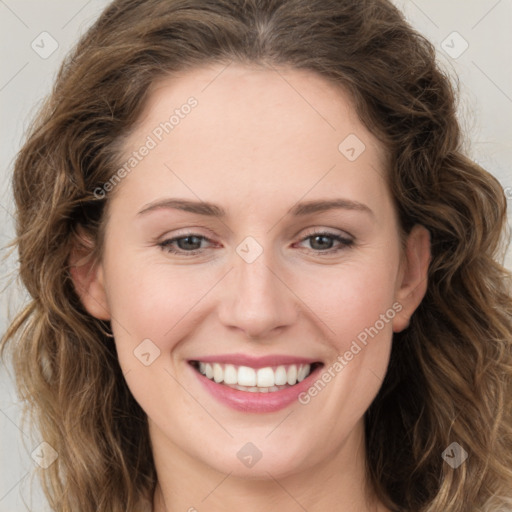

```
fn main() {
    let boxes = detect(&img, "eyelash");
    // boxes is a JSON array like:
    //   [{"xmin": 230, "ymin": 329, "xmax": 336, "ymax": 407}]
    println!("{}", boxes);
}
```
[{"xmin": 157, "ymin": 231, "xmax": 354, "ymax": 256}]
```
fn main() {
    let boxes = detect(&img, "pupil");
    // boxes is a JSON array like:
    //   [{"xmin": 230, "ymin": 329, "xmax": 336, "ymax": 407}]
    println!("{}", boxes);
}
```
[
  {"xmin": 178, "ymin": 236, "xmax": 201, "ymax": 250},
  {"xmin": 311, "ymin": 235, "xmax": 333, "ymax": 250}
]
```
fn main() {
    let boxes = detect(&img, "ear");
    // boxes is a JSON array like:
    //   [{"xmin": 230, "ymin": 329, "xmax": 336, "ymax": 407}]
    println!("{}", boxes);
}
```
[
  {"xmin": 68, "ymin": 229, "xmax": 111, "ymax": 321},
  {"xmin": 392, "ymin": 224, "xmax": 431, "ymax": 333}
]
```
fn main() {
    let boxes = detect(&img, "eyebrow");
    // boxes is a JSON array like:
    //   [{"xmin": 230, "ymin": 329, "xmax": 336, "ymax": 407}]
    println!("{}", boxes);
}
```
[{"xmin": 137, "ymin": 198, "xmax": 374, "ymax": 218}]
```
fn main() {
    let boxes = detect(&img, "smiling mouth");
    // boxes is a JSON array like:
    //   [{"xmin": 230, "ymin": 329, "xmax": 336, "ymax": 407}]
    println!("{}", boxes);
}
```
[{"xmin": 190, "ymin": 361, "xmax": 323, "ymax": 393}]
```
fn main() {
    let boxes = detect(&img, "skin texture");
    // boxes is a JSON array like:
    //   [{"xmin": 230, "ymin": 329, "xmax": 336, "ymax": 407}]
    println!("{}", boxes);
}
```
[{"xmin": 72, "ymin": 63, "xmax": 431, "ymax": 512}]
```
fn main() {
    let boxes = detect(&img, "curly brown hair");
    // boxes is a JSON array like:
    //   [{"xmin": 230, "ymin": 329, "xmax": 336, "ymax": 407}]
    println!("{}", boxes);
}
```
[{"xmin": 2, "ymin": 0, "xmax": 512, "ymax": 511}]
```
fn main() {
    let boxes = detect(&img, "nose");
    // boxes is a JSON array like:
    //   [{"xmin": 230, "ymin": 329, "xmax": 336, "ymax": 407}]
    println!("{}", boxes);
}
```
[{"xmin": 216, "ymin": 250, "xmax": 299, "ymax": 340}]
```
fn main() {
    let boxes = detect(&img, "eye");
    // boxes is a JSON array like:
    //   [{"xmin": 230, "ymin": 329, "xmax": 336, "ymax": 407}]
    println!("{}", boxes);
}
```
[
  {"xmin": 296, "ymin": 231, "xmax": 354, "ymax": 254},
  {"xmin": 158, "ymin": 234, "xmax": 215, "ymax": 255},
  {"xmin": 157, "ymin": 230, "xmax": 354, "ymax": 257}
]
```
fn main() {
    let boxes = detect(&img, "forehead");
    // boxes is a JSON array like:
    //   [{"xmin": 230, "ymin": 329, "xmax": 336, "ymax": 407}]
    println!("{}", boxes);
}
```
[
  {"xmin": 142, "ymin": 63, "xmax": 381, "ymax": 144},
  {"xmin": 134, "ymin": 63, "xmax": 385, "ymax": 151},
  {"xmin": 113, "ymin": 63, "xmax": 389, "ymax": 214}
]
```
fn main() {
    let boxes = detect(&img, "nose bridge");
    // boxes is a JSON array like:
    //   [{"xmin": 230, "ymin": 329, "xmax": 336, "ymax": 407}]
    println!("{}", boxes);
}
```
[{"xmin": 217, "ymin": 241, "xmax": 297, "ymax": 339}]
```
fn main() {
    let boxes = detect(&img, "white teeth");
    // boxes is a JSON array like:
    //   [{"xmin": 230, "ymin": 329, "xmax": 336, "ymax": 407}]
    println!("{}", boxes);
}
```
[
  {"xmin": 233, "ymin": 384, "xmax": 286, "ymax": 392},
  {"xmin": 297, "ymin": 365, "xmax": 308, "ymax": 382},
  {"xmin": 213, "ymin": 363, "xmax": 223, "ymax": 383},
  {"xmin": 256, "ymin": 367, "xmax": 275, "ymax": 387},
  {"xmin": 195, "ymin": 362, "xmax": 313, "ymax": 391},
  {"xmin": 274, "ymin": 365, "xmax": 288, "ymax": 385},
  {"xmin": 224, "ymin": 364, "xmax": 238, "ymax": 384},
  {"xmin": 287, "ymin": 365, "xmax": 298, "ymax": 386},
  {"xmin": 238, "ymin": 366, "xmax": 257, "ymax": 386}
]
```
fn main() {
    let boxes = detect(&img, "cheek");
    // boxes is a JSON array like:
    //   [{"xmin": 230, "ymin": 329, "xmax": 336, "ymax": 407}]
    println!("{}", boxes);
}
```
[
  {"xmin": 294, "ymin": 265, "xmax": 398, "ymax": 436},
  {"xmin": 292, "ymin": 256, "xmax": 400, "ymax": 352},
  {"xmin": 104, "ymin": 258, "xmax": 214, "ymax": 421},
  {"xmin": 104, "ymin": 253, "xmax": 219, "ymax": 362}
]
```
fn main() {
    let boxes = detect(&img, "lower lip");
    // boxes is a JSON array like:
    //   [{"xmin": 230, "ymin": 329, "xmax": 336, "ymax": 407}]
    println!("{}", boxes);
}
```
[{"xmin": 191, "ymin": 364, "xmax": 323, "ymax": 413}]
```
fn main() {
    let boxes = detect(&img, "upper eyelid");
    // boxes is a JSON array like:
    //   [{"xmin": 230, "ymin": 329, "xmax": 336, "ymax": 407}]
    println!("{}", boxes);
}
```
[
  {"xmin": 159, "ymin": 225, "xmax": 353, "ymax": 240},
  {"xmin": 299, "ymin": 227, "xmax": 353, "ymax": 239},
  {"xmin": 159, "ymin": 229, "xmax": 351, "ymax": 243}
]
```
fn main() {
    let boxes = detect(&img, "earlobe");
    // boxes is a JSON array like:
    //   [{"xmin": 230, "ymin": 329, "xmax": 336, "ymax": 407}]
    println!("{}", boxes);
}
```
[
  {"xmin": 68, "ymin": 232, "xmax": 111, "ymax": 321},
  {"xmin": 392, "ymin": 224, "xmax": 431, "ymax": 333}
]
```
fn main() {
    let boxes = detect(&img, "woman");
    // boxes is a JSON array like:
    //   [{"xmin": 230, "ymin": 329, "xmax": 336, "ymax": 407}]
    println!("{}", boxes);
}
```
[{"xmin": 2, "ymin": 0, "xmax": 512, "ymax": 511}]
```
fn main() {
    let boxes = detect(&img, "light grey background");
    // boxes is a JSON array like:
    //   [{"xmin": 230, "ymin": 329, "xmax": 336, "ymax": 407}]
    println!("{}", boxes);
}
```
[{"xmin": 1, "ymin": 1, "xmax": 511, "ymax": 510}]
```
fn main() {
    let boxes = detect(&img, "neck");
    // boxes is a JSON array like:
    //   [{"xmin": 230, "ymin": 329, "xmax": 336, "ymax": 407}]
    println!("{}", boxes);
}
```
[{"xmin": 150, "ymin": 419, "xmax": 390, "ymax": 512}]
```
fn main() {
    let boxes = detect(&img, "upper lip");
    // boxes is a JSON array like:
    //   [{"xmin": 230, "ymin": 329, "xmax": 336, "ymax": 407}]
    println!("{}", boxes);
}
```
[{"xmin": 189, "ymin": 353, "xmax": 322, "ymax": 369}]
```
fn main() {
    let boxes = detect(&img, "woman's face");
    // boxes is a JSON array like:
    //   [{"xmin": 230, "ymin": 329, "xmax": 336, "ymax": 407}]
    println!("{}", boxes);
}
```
[{"xmin": 75, "ymin": 63, "xmax": 430, "ymax": 480}]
